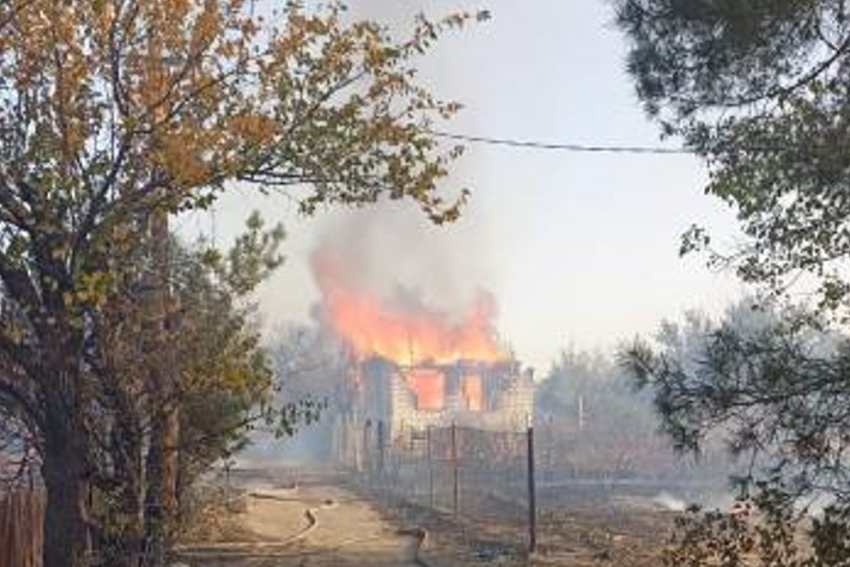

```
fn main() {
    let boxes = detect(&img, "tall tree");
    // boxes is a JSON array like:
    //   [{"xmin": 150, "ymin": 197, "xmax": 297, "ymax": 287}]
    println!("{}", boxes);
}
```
[
  {"xmin": 83, "ymin": 213, "xmax": 289, "ymax": 566},
  {"xmin": 621, "ymin": 300, "xmax": 850, "ymax": 565},
  {"xmin": 0, "ymin": 1, "xmax": 479, "ymax": 566},
  {"xmin": 616, "ymin": 0, "xmax": 850, "ymax": 311},
  {"xmin": 615, "ymin": 3, "xmax": 850, "ymax": 563}
]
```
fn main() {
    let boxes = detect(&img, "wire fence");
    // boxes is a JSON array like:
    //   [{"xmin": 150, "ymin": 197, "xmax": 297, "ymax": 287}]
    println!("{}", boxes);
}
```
[
  {"xmin": 348, "ymin": 418, "xmax": 729, "ymax": 559},
  {"xmin": 0, "ymin": 487, "xmax": 44, "ymax": 567},
  {"xmin": 353, "ymin": 422, "xmax": 536, "ymax": 553}
]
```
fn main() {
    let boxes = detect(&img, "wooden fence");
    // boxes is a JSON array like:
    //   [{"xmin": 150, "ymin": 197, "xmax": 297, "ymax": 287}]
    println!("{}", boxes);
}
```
[{"xmin": 0, "ymin": 488, "xmax": 44, "ymax": 567}]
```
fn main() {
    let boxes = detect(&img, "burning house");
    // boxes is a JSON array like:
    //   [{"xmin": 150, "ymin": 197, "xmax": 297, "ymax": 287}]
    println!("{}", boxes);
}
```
[
  {"xmin": 312, "ymin": 249, "xmax": 535, "ymax": 461},
  {"xmin": 352, "ymin": 357, "xmax": 535, "ymax": 443}
]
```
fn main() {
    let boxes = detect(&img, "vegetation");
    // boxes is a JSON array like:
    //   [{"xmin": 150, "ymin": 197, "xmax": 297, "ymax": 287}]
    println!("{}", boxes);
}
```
[
  {"xmin": 616, "ymin": 2, "xmax": 850, "ymax": 564},
  {"xmin": 249, "ymin": 322, "xmax": 351, "ymax": 462},
  {"xmin": 0, "ymin": 1, "xmax": 478, "ymax": 566},
  {"xmin": 536, "ymin": 348, "xmax": 662, "ymax": 477},
  {"xmin": 536, "ymin": 345, "xmax": 729, "ymax": 480},
  {"xmin": 615, "ymin": 0, "xmax": 850, "ymax": 312},
  {"xmin": 87, "ymin": 215, "xmax": 288, "ymax": 566}
]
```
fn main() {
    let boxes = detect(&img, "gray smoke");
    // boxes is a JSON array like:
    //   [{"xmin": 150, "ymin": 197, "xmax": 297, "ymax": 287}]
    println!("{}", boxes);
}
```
[
  {"xmin": 310, "ymin": 0, "xmax": 494, "ymax": 315},
  {"xmin": 312, "ymin": 201, "xmax": 496, "ymax": 320}
]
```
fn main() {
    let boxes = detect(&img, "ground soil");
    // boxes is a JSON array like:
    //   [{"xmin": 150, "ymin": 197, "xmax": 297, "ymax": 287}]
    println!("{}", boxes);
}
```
[
  {"xmin": 175, "ymin": 468, "xmax": 675, "ymax": 567},
  {"xmin": 175, "ymin": 470, "xmax": 427, "ymax": 567},
  {"xmin": 355, "ymin": 481, "xmax": 674, "ymax": 566}
]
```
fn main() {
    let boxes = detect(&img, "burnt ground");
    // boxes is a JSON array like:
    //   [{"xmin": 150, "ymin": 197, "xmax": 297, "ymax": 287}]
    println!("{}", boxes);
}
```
[
  {"xmin": 178, "ymin": 468, "xmax": 677, "ymax": 567},
  {"xmin": 353, "ymin": 483, "xmax": 675, "ymax": 567}
]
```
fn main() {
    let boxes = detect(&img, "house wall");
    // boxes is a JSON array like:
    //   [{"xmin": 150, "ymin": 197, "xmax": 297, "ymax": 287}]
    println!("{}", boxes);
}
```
[
  {"xmin": 388, "ymin": 367, "xmax": 535, "ymax": 441},
  {"xmin": 335, "ymin": 360, "xmax": 535, "ymax": 468}
]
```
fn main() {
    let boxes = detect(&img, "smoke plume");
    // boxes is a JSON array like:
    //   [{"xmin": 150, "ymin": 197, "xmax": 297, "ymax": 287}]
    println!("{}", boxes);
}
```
[{"xmin": 310, "ymin": 204, "xmax": 504, "ymax": 364}]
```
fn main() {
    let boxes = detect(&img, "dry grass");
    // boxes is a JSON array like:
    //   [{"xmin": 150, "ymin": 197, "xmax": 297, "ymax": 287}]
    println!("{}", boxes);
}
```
[{"xmin": 354, "ymin": 482, "xmax": 675, "ymax": 567}]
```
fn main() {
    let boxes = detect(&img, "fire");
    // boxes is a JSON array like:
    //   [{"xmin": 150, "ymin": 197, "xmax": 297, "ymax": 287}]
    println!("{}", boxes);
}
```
[
  {"xmin": 312, "ymin": 250, "xmax": 507, "ymax": 365},
  {"xmin": 461, "ymin": 375, "xmax": 484, "ymax": 411},
  {"xmin": 405, "ymin": 368, "xmax": 446, "ymax": 411}
]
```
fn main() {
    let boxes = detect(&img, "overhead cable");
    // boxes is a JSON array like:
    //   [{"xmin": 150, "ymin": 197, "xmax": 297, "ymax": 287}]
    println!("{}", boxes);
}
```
[{"xmin": 427, "ymin": 129, "xmax": 695, "ymax": 155}]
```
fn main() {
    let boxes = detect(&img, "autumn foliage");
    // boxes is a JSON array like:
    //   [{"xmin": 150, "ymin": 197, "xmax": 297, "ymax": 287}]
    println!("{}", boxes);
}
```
[{"xmin": 0, "ymin": 1, "xmax": 477, "ymax": 566}]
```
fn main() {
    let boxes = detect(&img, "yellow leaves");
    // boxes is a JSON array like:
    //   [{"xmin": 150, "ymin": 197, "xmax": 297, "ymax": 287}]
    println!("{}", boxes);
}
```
[
  {"xmin": 229, "ymin": 114, "xmax": 278, "ymax": 146},
  {"xmin": 0, "ymin": 2, "xmax": 478, "ymax": 510},
  {"xmin": 65, "ymin": 270, "xmax": 116, "ymax": 308},
  {"xmin": 182, "ymin": 364, "xmax": 253, "ymax": 396},
  {"xmin": 239, "ymin": 17, "xmax": 259, "ymax": 39},
  {"xmin": 92, "ymin": 0, "xmax": 115, "ymax": 36},
  {"xmin": 216, "ymin": 39, "xmax": 239, "ymax": 59},
  {"xmin": 1, "ymin": 0, "xmax": 474, "ymax": 234},
  {"xmin": 166, "ymin": 0, "xmax": 192, "ymax": 19},
  {"xmin": 191, "ymin": 0, "xmax": 224, "ymax": 50},
  {"xmin": 154, "ymin": 127, "xmax": 214, "ymax": 188}
]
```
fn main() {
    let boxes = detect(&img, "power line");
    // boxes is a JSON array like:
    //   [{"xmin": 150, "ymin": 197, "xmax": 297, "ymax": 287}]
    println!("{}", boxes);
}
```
[{"xmin": 427, "ymin": 129, "xmax": 695, "ymax": 155}]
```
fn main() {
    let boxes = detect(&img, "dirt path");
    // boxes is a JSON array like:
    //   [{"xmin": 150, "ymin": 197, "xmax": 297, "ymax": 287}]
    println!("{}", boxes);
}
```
[{"xmin": 176, "ymin": 483, "xmax": 426, "ymax": 567}]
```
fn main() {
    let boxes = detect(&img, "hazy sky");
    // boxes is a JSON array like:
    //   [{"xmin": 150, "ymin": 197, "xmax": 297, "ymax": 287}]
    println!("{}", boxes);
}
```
[{"xmin": 179, "ymin": 1, "xmax": 746, "ymax": 373}]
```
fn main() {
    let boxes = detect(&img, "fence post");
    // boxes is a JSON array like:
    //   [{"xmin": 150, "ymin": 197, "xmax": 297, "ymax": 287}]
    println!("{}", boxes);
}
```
[
  {"xmin": 224, "ymin": 458, "xmax": 232, "ymax": 508},
  {"xmin": 426, "ymin": 425, "xmax": 434, "ymax": 508},
  {"xmin": 377, "ymin": 419, "xmax": 385, "ymax": 476},
  {"xmin": 546, "ymin": 416, "xmax": 554, "ymax": 482},
  {"xmin": 451, "ymin": 421, "xmax": 459, "ymax": 517},
  {"xmin": 363, "ymin": 419, "xmax": 372, "ymax": 476},
  {"xmin": 578, "ymin": 395, "xmax": 585, "ymax": 431},
  {"xmin": 527, "ymin": 422, "xmax": 537, "ymax": 555}
]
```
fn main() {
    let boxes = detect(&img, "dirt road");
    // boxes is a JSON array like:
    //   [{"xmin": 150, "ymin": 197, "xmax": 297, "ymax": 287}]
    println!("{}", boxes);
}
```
[
  {"xmin": 176, "ymin": 481, "xmax": 426, "ymax": 567},
  {"xmin": 175, "ymin": 469, "xmax": 675, "ymax": 567}
]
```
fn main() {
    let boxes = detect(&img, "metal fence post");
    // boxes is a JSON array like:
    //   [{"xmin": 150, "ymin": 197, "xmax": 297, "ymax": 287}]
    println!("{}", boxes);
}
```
[
  {"xmin": 427, "ymin": 425, "xmax": 434, "ymax": 508},
  {"xmin": 377, "ymin": 419, "xmax": 385, "ymax": 476},
  {"xmin": 451, "ymin": 421, "xmax": 459, "ymax": 517},
  {"xmin": 224, "ymin": 458, "xmax": 231, "ymax": 508},
  {"xmin": 527, "ymin": 422, "xmax": 537, "ymax": 555},
  {"xmin": 363, "ymin": 419, "xmax": 372, "ymax": 476}
]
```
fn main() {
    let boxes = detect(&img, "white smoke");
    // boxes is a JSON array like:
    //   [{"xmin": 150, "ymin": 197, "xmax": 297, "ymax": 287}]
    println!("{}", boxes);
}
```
[{"xmin": 652, "ymin": 491, "xmax": 687, "ymax": 512}]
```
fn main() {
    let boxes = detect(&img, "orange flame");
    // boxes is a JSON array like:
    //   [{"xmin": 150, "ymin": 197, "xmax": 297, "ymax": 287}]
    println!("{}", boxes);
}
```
[
  {"xmin": 312, "ymin": 250, "xmax": 507, "ymax": 365},
  {"xmin": 405, "ymin": 368, "xmax": 446, "ymax": 411},
  {"xmin": 461, "ymin": 375, "xmax": 484, "ymax": 411}
]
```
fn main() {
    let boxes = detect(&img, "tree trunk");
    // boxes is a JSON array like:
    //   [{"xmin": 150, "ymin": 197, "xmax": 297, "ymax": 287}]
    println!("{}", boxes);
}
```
[
  {"xmin": 110, "ymin": 468, "xmax": 145, "ymax": 567},
  {"xmin": 42, "ymin": 408, "xmax": 92, "ymax": 567},
  {"xmin": 143, "ymin": 395, "xmax": 180, "ymax": 567},
  {"xmin": 108, "ymin": 400, "xmax": 145, "ymax": 567},
  {"xmin": 142, "ymin": 208, "xmax": 181, "ymax": 567}
]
